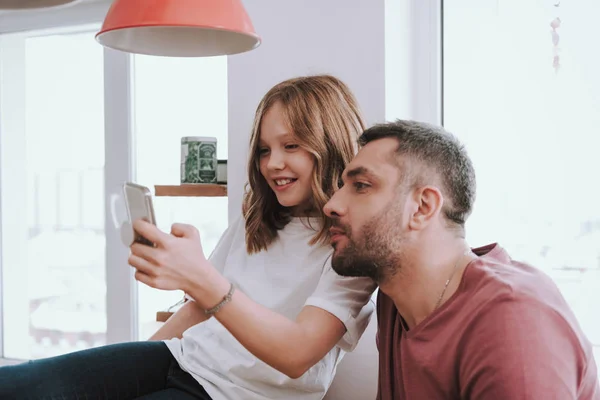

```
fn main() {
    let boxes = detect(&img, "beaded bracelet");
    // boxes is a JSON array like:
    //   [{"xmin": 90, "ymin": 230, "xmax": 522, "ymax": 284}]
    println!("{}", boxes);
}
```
[{"xmin": 205, "ymin": 282, "xmax": 235, "ymax": 315}]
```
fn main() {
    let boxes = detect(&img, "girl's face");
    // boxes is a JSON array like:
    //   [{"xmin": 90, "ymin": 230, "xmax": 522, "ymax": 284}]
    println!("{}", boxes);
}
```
[{"xmin": 258, "ymin": 101, "xmax": 315, "ymax": 215}]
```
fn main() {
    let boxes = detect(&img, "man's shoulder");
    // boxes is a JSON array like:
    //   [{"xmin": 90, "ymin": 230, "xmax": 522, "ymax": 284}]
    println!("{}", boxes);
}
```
[
  {"xmin": 445, "ymin": 244, "xmax": 589, "ymax": 342},
  {"xmin": 466, "ymin": 244, "xmax": 564, "ymax": 306},
  {"xmin": 458, "ymin": 290, "xmax": 595, "ymax": 381},
  {"xmin": 462, "ymin": 246, "xmax": 590, "ymax": 349}
]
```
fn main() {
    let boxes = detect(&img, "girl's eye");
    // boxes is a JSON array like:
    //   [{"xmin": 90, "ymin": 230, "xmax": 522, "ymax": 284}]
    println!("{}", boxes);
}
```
[
  {"xmin": 285, "ymin": 144, "xmax": 299, "ymax": 150},
  {"xmin": 258, "ymin": 148, "xmax": 269, "ymax": 156}
]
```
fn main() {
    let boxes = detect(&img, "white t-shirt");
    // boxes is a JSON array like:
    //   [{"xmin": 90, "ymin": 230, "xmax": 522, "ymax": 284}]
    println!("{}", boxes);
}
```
[{"xmin": 164, "ymin": 216, "xmax": 376, "ymax": 400}]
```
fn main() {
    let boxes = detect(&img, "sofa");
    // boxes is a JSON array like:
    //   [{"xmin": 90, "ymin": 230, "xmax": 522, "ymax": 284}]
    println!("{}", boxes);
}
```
[{"xmin": 324, "ymin": 298, "xmax": 379, "ymax": 399}]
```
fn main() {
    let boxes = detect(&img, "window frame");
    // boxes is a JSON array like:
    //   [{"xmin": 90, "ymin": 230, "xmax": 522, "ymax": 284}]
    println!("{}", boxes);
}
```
[
  {"xmin": 0, "ymin": 1, "xmax": 136, "ymax": 364},
  {"xmin": 439, "ymin": 0, "xmax": 600, "ymax": 361}
]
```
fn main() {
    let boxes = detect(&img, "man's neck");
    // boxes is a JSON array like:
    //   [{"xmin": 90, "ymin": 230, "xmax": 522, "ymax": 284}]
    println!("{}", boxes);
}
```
[{"xmin": 379, "ymin": 238, "xmax": 475, "ymax": 330}]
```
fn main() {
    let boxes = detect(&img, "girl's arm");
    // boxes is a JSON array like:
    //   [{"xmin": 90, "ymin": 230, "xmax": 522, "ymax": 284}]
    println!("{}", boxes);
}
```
[
  {"xmin": 148, "ymin": 300, "xmax": 209, "ymax": 341},
  {"xmin": 129, "ymin": 219, "xmax": 376, "ymax": 378},
  {"xmin": 146, "ymin": 216, "xmax": 242, "ymax": 342},
  {"xmin": 202, "ymin": 280, "xmax": 347, "ymax": 378}
]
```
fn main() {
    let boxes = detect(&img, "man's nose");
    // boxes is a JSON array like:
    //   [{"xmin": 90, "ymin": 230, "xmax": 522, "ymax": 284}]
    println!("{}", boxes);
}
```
[{"xmin": 323, "ymin": 190, "xmax": 345, "ymax": 218}]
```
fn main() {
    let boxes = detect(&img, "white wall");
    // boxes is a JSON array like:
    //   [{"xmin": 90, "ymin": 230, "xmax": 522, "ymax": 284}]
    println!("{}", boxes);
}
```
[
  {"xmin": 227, "ymin": 0, "xmax": 387, "ymax": 222},
  {"xmin": 385, "ymin": 0, "xmax": 442, "ymax": 124},
  {"xmin": 0, "ymin": 0, "xmax": 111, "ymax": 34},
  {"xmin": 225, "ymin": 5, "xmax": 387, "ymax": 396}
]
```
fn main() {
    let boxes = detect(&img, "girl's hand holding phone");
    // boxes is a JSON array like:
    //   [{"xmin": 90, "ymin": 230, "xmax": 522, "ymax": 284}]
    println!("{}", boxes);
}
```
[{"xmin": 127, "ymin": 220, "xmax": 230, "ymax": 309}]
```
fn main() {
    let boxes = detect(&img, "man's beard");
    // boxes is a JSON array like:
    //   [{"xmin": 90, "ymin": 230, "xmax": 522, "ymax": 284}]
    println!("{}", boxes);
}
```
[{"xmin": 331, "ymin": 203, "xmax": 405, "ymax": 283}]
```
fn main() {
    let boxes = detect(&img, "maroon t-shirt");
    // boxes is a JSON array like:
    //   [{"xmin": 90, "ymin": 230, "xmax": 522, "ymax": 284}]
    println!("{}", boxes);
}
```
[{"xmin": 376, "ymin": 244, "xmax": 600, "ymax": 399}]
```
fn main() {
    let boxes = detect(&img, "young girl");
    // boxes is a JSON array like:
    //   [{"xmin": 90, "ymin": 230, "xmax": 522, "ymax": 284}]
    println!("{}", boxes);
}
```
[{"xmin": 0, "ymin": 75, "xmax": 376, "ymax": 400}]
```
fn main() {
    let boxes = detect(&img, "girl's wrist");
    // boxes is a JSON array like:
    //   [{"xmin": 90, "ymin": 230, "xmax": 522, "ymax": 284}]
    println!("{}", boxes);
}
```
[{"xmin": 185, "ymin": 263, "xmax": 231, "ymax": 310}]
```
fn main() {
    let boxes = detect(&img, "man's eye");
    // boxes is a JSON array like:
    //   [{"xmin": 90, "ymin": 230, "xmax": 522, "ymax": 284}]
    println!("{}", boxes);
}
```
[{"xmin": 354, "ymin": 182, "xmax": 370, "ymax": 192}]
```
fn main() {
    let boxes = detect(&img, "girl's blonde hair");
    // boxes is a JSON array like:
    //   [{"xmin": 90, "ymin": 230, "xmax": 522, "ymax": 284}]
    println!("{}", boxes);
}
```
[{"xmin": 242, "ymin": 75, "xmax": 366, "ymax": 254}]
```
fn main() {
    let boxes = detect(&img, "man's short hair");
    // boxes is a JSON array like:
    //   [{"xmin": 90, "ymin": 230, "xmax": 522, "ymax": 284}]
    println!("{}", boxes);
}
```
[{"xmin": 359, "ymin": 120, "xmax": 476, "ymax": 227}]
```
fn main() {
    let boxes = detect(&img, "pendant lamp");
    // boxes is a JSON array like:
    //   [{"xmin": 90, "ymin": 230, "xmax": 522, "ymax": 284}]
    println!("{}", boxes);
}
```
[
  {"xmin": 0, "ymin": 0, "xmax": 78, "ymax": 9},
  {"xmin": 96, "ymin": 0, "xmax": 261, "ymax": 57}
]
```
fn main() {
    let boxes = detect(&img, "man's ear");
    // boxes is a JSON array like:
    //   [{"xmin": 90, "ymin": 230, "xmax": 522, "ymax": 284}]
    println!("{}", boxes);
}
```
[{"xmin": 408, "ymin": 186, "xmax": 444, "ymax": 230}]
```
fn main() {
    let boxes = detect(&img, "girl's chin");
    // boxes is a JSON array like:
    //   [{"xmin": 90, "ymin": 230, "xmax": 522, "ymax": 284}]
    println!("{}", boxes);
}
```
[{"xmin": 277, "ymin": 202, "xmax": 319, "ymax": 217}]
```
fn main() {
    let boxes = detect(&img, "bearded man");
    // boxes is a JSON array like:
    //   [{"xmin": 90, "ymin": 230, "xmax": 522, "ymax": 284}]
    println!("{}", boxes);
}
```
[{"xmin": 323, "ymin": 120, "xmax": 599, "ymax": 400}]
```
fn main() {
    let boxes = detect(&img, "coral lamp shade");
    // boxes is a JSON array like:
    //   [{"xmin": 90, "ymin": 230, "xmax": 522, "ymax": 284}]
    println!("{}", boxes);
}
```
[
  {"xmin": 96, "ymin": 0, "xmax": 261, "ymax": 57},
  {"xmin": 0, "ymin": 0, "xmax": 77, "ymax": 9}
]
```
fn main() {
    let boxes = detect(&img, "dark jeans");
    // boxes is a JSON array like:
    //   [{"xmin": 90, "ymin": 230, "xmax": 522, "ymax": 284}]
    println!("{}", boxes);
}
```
[{"xmin": 0, "ymin": 341, "xmax": 212, "ymax": 400}]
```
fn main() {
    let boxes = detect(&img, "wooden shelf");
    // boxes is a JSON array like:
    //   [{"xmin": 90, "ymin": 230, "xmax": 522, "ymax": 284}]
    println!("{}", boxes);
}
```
[
  {"xmin": 156, "ymin": 311, "xmax": 174, "ymax": 322},
  {"xmin": 154, "ymin": 184, "xmax": 227, "ymax": 197}
]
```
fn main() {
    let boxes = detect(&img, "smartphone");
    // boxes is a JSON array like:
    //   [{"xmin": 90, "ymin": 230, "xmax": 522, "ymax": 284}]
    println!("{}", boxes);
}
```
[{"xmin": 123, "ymin": 182, "xmax": 157, "ymax": 246}]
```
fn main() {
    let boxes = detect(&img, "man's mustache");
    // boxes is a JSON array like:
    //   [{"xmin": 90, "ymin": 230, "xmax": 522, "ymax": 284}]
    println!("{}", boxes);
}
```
[{"xmin": 330, "ymin": 218, "xmax": 350, "ymax": 236}]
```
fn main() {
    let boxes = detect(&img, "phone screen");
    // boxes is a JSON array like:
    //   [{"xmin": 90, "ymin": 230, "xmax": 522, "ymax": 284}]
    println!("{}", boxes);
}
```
[{"xmin": 123, "ymin": 183, "xmax": 156, "ymax": 246}]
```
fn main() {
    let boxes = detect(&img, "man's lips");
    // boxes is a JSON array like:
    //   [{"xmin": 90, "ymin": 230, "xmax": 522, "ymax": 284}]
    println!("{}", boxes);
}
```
[
  {"xmin": 329, "ymin": 227, "xmax": 346, "ymax": 242},
  {"xmin": 329, "ymin": 227, "xmax": 345, "ymax": 235}
]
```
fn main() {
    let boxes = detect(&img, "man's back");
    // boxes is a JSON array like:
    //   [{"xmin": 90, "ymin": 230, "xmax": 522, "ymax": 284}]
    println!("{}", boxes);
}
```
[{"xmin": 376, "ymin": 243, "xmax": 600, "ymax": 400}]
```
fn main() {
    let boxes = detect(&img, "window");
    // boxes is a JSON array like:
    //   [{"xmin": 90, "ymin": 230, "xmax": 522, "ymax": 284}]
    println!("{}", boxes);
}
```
[
  {"xmin": 0, "ymin": 16, "xmax": 230, "ymax": 361},
  {"xmin": 444, "ymin": 0, "xmax": 600, "ymax": 366},
  {"xmin": 0, "ymin": 30, "xmax": 106, "ymax": 359},
  {"xmin": 131, "ymin": 55, "xmax": 229, "ymax": 339}
]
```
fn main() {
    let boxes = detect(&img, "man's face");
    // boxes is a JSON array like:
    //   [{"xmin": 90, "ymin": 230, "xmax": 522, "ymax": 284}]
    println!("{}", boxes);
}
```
[{"xmin": 323, "ymin": 138, "xmax": 409, "ymax": 282}]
